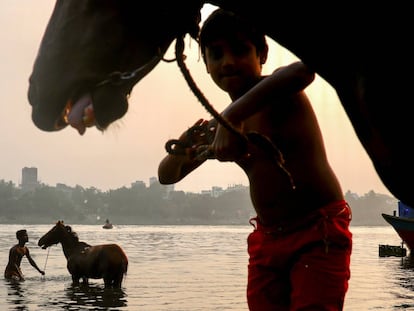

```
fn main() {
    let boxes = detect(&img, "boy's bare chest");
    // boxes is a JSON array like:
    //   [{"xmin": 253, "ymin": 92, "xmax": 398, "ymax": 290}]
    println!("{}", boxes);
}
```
[
  {"xmin": 243, "ymin": 110, "xmax": 274, "ymax": 134},
  {"xmin": 241, "ymin": 107, "xmax": 287, "ymax": 144}
]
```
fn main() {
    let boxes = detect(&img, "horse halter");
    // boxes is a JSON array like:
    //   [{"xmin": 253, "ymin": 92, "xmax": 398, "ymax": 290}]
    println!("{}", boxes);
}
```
[{"xmin": 95, "ymin": 53, "xmax": 163, "ymax": 88}]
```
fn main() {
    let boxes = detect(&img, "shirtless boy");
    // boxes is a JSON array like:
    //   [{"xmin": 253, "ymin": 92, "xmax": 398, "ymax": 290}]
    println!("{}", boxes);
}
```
[
  {"xmin": 4, "ymin": 229, "xmax": 45, "ymax": 281},
  {"xmin": 159, "ymin": 9, "xmax": 352, "ymax": 310}
]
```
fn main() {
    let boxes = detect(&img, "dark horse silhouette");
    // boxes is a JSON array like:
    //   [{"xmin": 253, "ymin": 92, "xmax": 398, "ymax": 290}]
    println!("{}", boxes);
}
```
[
  {"xmin": 38, "ymin": 221, "xmax": 128, "ymax": 288},
  {"xmin": 28, "ymin": 1, "xmax": 414, "ymax": 206}
]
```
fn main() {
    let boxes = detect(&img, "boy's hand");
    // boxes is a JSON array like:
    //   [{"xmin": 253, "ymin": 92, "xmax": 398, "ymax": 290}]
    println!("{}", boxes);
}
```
[
  {"xmin": 185, "ymin": 119, "xmax": 212, "ymax": 147},
  {"xmin": 165, "ymin": 119, "xmax": 215, "ymax": 159},
  {"xmin": 211, "ymin": 123, "xmax": 247, "ymax": 161}
]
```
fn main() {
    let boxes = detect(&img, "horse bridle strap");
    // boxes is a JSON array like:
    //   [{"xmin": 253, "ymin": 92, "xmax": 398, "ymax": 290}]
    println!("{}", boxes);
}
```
[{"xmin": 95, "ymin": 53, "xmax": 163, "ymax": 88}]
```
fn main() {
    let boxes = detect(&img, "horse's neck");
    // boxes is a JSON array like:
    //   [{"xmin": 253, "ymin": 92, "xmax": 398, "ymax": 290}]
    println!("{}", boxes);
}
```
[{"xmin": 60, "ymin": 238, "xmax": 86, "ymax": 259}]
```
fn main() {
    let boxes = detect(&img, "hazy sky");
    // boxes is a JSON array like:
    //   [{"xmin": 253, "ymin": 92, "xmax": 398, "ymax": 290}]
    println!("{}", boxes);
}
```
[{"xmin": 0, "ymin": 1, "xmax": 392, "ymax": 196}]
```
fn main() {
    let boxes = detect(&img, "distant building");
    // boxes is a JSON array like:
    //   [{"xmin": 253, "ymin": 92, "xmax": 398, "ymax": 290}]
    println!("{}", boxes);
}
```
[
  {"xmin": 21, "ymin": 167, "xmax": 39, "ymax": 192},
  {"xmin": 225, "ymin": 184, "xmax": 247, "ymax": 192},
  {"xmin": 161, "ymin": 184, "xmax": 175, "ymax": 199},
  {"xmin": 131, "ymin": 180, "xmax": 146, "ymax": 189},
  {"xmin": 201, "ymin": 185, "xmax": 245, "ymax": 198},
  {"xmin": 211, "ymin": 186, "xmax": 224, "ymax": 198},
  {"xmin": 164, "ymin": 183, "xmax": 174, "ymax": 192},
  {"xmin": 56, "ymin": 183, "xmax": 73, "ymax": 195},
  {"xmin": 149, "ymin": 176, "xmax": 158, "ymax": 187},
  {"xmin": 201, "ymin": 190, "xmax": 212, "ymax": 196}
]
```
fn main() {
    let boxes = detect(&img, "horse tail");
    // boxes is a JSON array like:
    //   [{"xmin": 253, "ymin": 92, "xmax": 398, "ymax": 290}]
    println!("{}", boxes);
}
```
[
  {"xmin": 118, "ymin": 245, "xmax": 128, "ymax": 276},
  {"xmin": 123, "ymin": 257, "xmax": 128, "ymax": 276}
]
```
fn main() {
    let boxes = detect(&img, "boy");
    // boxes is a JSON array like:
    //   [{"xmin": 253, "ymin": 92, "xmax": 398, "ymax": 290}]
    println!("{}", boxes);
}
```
[
  {"xmin": 158, "ymin": 9, "xmax": 352, "ymax": 311},
  {"xmin": 4, "ymin": 229, "xmax": 45, "ymax": 281}
]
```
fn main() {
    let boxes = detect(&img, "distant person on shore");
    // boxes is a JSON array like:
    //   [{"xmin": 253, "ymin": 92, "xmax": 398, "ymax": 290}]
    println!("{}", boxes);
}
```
[
  {"xmin": 158, "ymin": 8, "xmax": 352, "ymax": 310},
  {"xmin": 4, "ymin": 229, "xmax": 45, "ymax": 281}
]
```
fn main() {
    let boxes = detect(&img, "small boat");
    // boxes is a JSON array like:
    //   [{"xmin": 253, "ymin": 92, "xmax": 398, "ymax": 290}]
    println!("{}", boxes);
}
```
[
  {"xmin": 102, "ymin": 219, "xmax": 113, "ymax": 229},
  {"xmin": 378, "ymin": 244, "xmax": 407, "ymax": 257},
  {"xmin": 382, "ymin": 201, "xmax": 414, "ymax": 251}
]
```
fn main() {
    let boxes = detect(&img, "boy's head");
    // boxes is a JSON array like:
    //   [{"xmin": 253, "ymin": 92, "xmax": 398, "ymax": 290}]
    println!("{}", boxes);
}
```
[
  {"xmin": 199, "ymin": 9, "xmax": 267, "ymax": 63},
  {"xmin": 16, "ymin": 229, "xmax": 27, "ymax": 241}
]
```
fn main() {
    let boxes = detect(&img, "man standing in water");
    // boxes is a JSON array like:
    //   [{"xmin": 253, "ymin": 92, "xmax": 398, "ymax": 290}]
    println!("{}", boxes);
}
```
[{"xmin": 4, "ymin": 229, "xmax": 45, "ymax": 281}]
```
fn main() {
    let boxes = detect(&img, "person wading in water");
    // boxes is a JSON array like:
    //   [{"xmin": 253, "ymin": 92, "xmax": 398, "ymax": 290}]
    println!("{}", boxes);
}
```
[{"xmin": 4, "ymin": 229, "xmax": 45, "ymax": 281}]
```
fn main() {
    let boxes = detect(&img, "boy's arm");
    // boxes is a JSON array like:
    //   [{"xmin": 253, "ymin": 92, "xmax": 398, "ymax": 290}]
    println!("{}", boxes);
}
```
[
  {"xmin": 223, "ymin": 61, "xmax": 315, "ymax": 124},
  {"xmin": 213, "ymin": 61, "xmax": 315, "ymax": 161},
  {"xmin": 158, "ymin": 119, "xmax": 214, "ymax": 184}
]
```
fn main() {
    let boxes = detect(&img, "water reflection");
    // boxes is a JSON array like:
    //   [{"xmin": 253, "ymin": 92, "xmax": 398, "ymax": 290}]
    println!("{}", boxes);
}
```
[
  {"xmin": 63, "ymin": 284, "xmax": 128, "ymax": 310},
  {"xmin": 399, "ymin": 255, "xmax": 414, "ymax": 291},
  {"xmin": 6, "ymin": 281, "xmax": 28, "ymax": 311},
  {"xmin": 391, "ymin": 254, "xmax": 414, "ymax": 309},
  {"xmin": 400, "ymin": 254, "xmax": 414, "ymax": 270}
]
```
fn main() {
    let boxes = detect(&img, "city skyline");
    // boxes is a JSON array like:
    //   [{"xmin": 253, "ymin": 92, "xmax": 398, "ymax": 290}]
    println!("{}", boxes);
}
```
[
  {"xmin": 0, "ymin": 2, "xmax": 393, "ymax": 198},
  {"xmin": 4, "ymin": 165, "xmax": 386, "ymax": 197}
]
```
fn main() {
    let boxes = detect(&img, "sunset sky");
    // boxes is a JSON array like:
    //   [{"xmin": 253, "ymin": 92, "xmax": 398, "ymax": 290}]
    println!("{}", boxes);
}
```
[{"xmin": 0, "ymin": 1, "xmax": 392, "ymax": 196}]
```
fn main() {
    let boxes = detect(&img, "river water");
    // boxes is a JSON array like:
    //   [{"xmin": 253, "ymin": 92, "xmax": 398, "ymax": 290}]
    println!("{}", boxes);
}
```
[{"xmin": 0, "ymin": 224, "xmax": 412, "ymax": 310}]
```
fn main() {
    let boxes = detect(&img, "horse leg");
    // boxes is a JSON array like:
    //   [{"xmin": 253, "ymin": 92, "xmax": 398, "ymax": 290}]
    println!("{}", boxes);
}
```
[
  {"xmin": 103, "ymin": 269, "xmax": 122, "ymax": 288},
  {"xmin": 112, "ymin": 271, "xmax": 124, "ymax": 288},
  {"xmin": 102, "ymin": 274, "xmax": 122, "ymax": 288},
  {"xmin": 71, "ymin": 275, "xmax": 80, "ymax": 286},
  {"xmin": 103, "ymin": 277, "xmax": 113, "ymax": 288},
  {"xmin": 112, "ymin": 277, "xmax": 121, "ymax": 288}
]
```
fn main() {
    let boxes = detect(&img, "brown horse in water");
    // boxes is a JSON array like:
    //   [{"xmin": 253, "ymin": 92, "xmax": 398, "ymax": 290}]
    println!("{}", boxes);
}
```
[
  {"xmin": 28, "ymin": 1, "xmax": 414, "ymax": 206},
  {"xmin": 38, "ymin": 221, "xmax": 128, "ymax": 288}
]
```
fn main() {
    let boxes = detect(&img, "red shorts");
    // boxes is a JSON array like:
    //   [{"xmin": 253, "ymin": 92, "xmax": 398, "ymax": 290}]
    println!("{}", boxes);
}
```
[{"xmin": 247, "ymin": 200, "xmax": 352, "ymax": 311}]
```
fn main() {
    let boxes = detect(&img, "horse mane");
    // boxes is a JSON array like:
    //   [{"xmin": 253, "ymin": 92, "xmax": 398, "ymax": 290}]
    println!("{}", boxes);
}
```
[
  {"xmin": 64, "ymin": 225, "xmax": 78, "ymax": 239},
  {"xmin": 61, "ymin": 222, "xmax": 91, "ymax": 248}
]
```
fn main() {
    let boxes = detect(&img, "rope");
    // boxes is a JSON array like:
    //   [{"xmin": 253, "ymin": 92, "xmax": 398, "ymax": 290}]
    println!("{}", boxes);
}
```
[
  {"xmin": 175, "ymin": 36, "xmax": 244, "ymax": 139},
  {"xmin": 42, "ymin": 247, "xmax": 51, "ymax": 276}
]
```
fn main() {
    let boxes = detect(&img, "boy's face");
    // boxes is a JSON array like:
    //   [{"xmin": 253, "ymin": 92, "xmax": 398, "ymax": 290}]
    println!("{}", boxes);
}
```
[{"xmin": 204, "ymin": 33, "xmax": 266, "ymax": 98}]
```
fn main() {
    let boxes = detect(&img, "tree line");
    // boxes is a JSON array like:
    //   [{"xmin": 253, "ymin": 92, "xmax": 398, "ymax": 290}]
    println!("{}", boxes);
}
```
[{"xmin": 0, "ymin": 179, "xmax": 398, "ymax": 226}]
